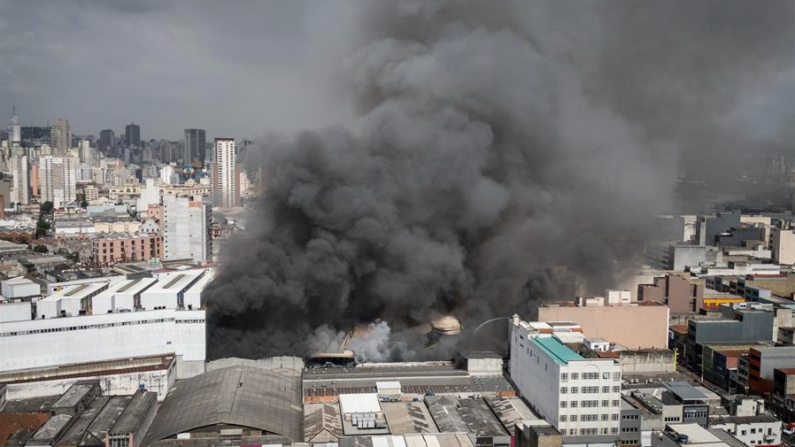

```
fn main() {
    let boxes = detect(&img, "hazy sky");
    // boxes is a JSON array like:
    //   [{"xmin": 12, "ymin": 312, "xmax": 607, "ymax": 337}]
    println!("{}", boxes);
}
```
[{"xmin": 0, "ymin": 0, "xmax": 357, "ymax": 140}]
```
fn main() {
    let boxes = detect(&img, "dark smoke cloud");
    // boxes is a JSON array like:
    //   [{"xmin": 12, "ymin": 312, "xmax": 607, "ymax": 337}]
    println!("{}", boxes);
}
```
[{"xmin": 204, "ymin": 0, "xmax": 794, "ymax": 360}]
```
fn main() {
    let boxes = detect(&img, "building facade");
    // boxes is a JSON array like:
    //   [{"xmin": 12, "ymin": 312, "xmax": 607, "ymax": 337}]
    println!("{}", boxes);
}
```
[
  {"xmin": 9, "ymin": 155, "xmax": 30, "ymax": 205},
  {"xmin": 163, "ymin": 194, "xmax": 212, "ymax": 262},
  {"xmin": 92, "ymin": 232, "xmax": 164, "ymax": 265},
  {"xmin": 510, "ymin": 317, "xmax": 622, "ymax": 439},
  {"xmin": 124, "ymin": 123, "xmax": 141, "ymax": 147},
  {"xmin": 183, "ymin": 129, "xmax": 206, "ymax": 168},
  {"xmin": 211, "ymin": 138, "xmax": 239, "ymax": 208},
  {"xmin": 50, "ymin": 119, "xmax": 71, "ymax": 156},
  {"xmin": 39, "ymin": 156, "xmax": 77, "ymax": 208}
]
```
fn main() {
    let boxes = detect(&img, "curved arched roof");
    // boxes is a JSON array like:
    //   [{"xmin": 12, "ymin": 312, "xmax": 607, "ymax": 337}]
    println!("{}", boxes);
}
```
[{"xmin": 143, "ymin": 366, "xmax": 302, "ymax": 445}]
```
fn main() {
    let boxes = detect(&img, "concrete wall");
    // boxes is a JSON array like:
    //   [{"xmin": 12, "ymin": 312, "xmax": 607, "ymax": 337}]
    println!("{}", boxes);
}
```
[
  {"xmin": 620, "ymin": 351, "xmax": 676, "ymax": 374},
  {"xmin": 4, "ymin": 364, "xmax": 175, "ymax": 401},
  {"xmin": 537, "ymin": 305, "xmax": 669, "ymax": 349}
]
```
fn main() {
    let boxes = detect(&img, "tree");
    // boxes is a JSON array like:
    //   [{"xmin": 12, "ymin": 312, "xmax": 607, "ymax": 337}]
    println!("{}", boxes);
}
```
[
  {"xmin": 35, "ymin": 217, "xmax": 50, "ymax": 238},
  {"xmin": 33, "ymin": 245, "xmax": 48, "ymax": 254},
  {"xmin": 67, "ymin": 251, "xmax": 80, "ymax": 264},
  {"xmin": 81, "ymin": 200, "xmax": 89, "ymax": 209},
  {"xmin": 40, "ymin": 201, "xmax": 54, "ymax": 216}
]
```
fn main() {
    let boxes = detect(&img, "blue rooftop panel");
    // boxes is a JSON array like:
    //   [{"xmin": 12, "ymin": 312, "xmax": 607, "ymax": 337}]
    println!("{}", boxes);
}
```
[{"xmin": 532, "ymin": 337, "xmax": 584, "ymax": 365}]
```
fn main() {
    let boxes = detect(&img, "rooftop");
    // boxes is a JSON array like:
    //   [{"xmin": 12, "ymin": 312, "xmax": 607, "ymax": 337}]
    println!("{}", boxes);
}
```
[
  {"xmin": 52, "ymin": 382, "xmax": 98, "ymax": 409},
  {"xmin": 110, "ymin": 390, "xmax": 156, "ymax": 434},
  {"xmin": 532, "ymin": 337, "xmax": 584, "ymax": 365}
]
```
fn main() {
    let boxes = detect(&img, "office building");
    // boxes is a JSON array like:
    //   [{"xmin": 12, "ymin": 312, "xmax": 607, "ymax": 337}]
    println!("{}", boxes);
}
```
[
  {"xmin": 509, "ymin": 317, "xmax": 622, "ymax": 440},
  {"xmin": 125, "ymin": 122, "xmax": 140, "ymax": 147},
  {"xmin": 9, "ymin": 154, "xmax": 30, "ymax": 205},
  {"xmin": 163, "ymin": 194, "xmax": 212, "ymax": 262},
  {"xmin": 183, "ymin": 128, "xmax": 206, "ymax": 168},
  {"xmin": 7, "ymin": 106, "xmax": 21, "ymax": 144},
  {"xmin": 50, "ymin": 118, "xmax": 71, "ymax": 156},
  {"xmin": 39, "ymin": 156, "xmax": 77, "ymax": 208},
  {"xmin": 99, "ymin": 129, "xmax": 115, "ymax": 152},
  {"xmin": 211, "ymin": 137, "xmax": 240, "ymax": 208}
]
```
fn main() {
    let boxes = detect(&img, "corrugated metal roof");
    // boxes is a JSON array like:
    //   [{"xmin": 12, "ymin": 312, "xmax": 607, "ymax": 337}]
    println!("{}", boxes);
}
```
[{"xmin": 142, "ymin": 366, "xmax": 302, "ymax": 444}]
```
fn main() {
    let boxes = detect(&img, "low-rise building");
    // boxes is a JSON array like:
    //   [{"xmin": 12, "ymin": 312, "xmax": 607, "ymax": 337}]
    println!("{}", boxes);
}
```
[
  {"xmin": 709, "ymin": 415, "xmax": 781, "ymax": 447},
  {"xmin": 91, "ymin": 232, "xmax": 163, "ymax": 266}
]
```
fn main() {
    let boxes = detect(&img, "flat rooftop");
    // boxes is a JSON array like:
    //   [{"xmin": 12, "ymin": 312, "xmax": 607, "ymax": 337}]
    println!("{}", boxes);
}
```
[{"xmin": 532, "ymin": 337, "xmax": 583, "ymax": 364}]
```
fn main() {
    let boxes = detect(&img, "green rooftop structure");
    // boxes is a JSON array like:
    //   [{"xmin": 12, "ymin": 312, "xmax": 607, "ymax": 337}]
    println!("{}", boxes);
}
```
[{"xmin": 531, "ymin": 337, "xmax": 583, "ymax": 365}]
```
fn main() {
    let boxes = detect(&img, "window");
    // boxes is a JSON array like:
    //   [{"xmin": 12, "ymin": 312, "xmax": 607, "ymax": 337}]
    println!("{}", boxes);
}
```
[
  {"xmin": 571, "ymin": 401, "xmax": 578, "ymax": 408},
  {"xmin": 602, "ymin": 386, "xmax": 610, "ymax": 393},
  {"xmin": 570, "ymin": 415, "xmax": 577, "ymax": 422},
  {"xmin": 612, "ymin": 428, "xmax": 619, "ymax": 435},
  {"xmin": 560, "ymin": 401, "xmax": 567, "ymax": 408},
  {"xmin": 612, "ymin": 386, "xmax": 620, "ymax": 392},
  {"xmin": 583, "ymin": 372, "xmax": 599, "ymax": 380},
  {"xmin": 601, "ymin": 414, "xmax": 609, "ymax": 421},
  {"xmin": 612, "ymin": 400, "xmax": 620, "ymax": 407},
  {"xmin": 560, "ymin": 415, "xmax": 567, "ymax": 422},
  {"xmin": 561, "ymin": 373, "xmax": 568, "ymax": 381},
  {"xmin": 612, "ymin": 414, "xmax": 619, "ymax": 421},
  {"xmin": 601, "ymin": 428, "xmax": 609, "ymax": 435},
  {"xmin": 561, "ymin": 387, "xmax": 567, "ymax": 394},
  {"xmin": 571, "ymin": 373, "xmax": 579, "ymax": 380},
  {"xmin": 602, "ymin": 400, "xmax": 609, "ymax": 407},
  {"xmin": 603, "ymin": 372, "xmax": 610, "ymax": 379},
  {"xmin": 751, "ymin": 429, "xmax": 756, "ymax": 434},
  {"xmin": 571, "ymin": 387, "xmax": 578, "ymax": 394}
]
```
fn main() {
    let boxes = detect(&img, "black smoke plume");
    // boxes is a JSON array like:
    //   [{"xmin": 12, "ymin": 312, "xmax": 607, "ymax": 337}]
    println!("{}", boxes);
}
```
[{"xmin": 204, "ymin": 0, "xmax": 794, "ymax": 361}]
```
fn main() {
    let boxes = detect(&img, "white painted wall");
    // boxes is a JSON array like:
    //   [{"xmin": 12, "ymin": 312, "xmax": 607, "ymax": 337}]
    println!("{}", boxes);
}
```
[
  {"xmin": 0, "ymin": 309, "xmax": 206, "ymax": 378},
  {"xmin": 0, "ymin": 302, "xmax": 32, "ymax": 323}
]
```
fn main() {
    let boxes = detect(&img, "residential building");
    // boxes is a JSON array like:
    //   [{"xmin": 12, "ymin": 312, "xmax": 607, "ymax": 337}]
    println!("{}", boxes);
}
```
[
  {"xmin": 211, "ymin": 138, "xmax": 239, "ymax": 208},
  {"xmin": 538, "ymin": 295, "xmax": 669, "ymax": 349},
  {"xmin": 709, "ymin": 415, "xmax": 781, "ymax": 447},
  {"xmin": 9, "ymin": 155, "xmax": 30, "ymax": 205},
  {"xmin": 39, "ymin": 156, "xmax": 77, "ymax": 208},
  {"xmin": 50, "ymin": 118, "xmax": 71, "ymax": 156},
  {"xmin": 183, "ymin": 129, "xmax": 206, "ymax": 168},
  {"xmin": 163, "ymin": 194, "xmax": 211, "ymax": 263},
  {"xmin": 7, "ymin": 106, "xmax": 21, "ymax": 144},
  {"xmin": 509, "ymin": 317, "xmax": 622, "ymax": 440},
  {"xmin": 92, "ymin": 232, "xmax": 164, "ymax": 265},
  {"xmin": 124, "ymin": 123, "xmax": 140, "ymax": 147}
]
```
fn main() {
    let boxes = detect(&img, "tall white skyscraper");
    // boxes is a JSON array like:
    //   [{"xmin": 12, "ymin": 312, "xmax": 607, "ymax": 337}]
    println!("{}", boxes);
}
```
[
  {"xmin": 7, "ymin": 106, "xmax": 21, "ymax": 144},
  {"xmin": 39, "ymin": 156, "xmax": 77, "ymax": 208},
  {"xmin": 9, "ymin": 155, "xmax": 30, "ymax": 205},
  {"xmin": 163, "ymin": 194, "xmax": 212, "ymax": 263},
  {"xmin": 212, "ymin": 138, "xmax": 239, "ymax": 208}
]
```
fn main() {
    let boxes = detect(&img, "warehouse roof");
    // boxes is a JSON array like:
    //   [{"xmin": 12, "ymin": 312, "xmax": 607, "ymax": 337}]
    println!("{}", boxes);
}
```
[{"xmin": 142, "ymin": 366, "xmax": 302, "ymax": 444}]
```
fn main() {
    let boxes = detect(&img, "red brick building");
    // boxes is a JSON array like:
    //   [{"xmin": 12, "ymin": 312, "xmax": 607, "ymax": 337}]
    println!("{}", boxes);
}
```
[{"xmin": 92, "ymin": 232, "xmax": 164, "ymax": 265}]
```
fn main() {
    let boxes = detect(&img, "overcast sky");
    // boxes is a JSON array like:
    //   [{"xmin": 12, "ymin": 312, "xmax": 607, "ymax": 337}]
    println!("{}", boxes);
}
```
[{"xmin": 0, "ymin": 0, "xmax": 357, "ymax": 140}]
